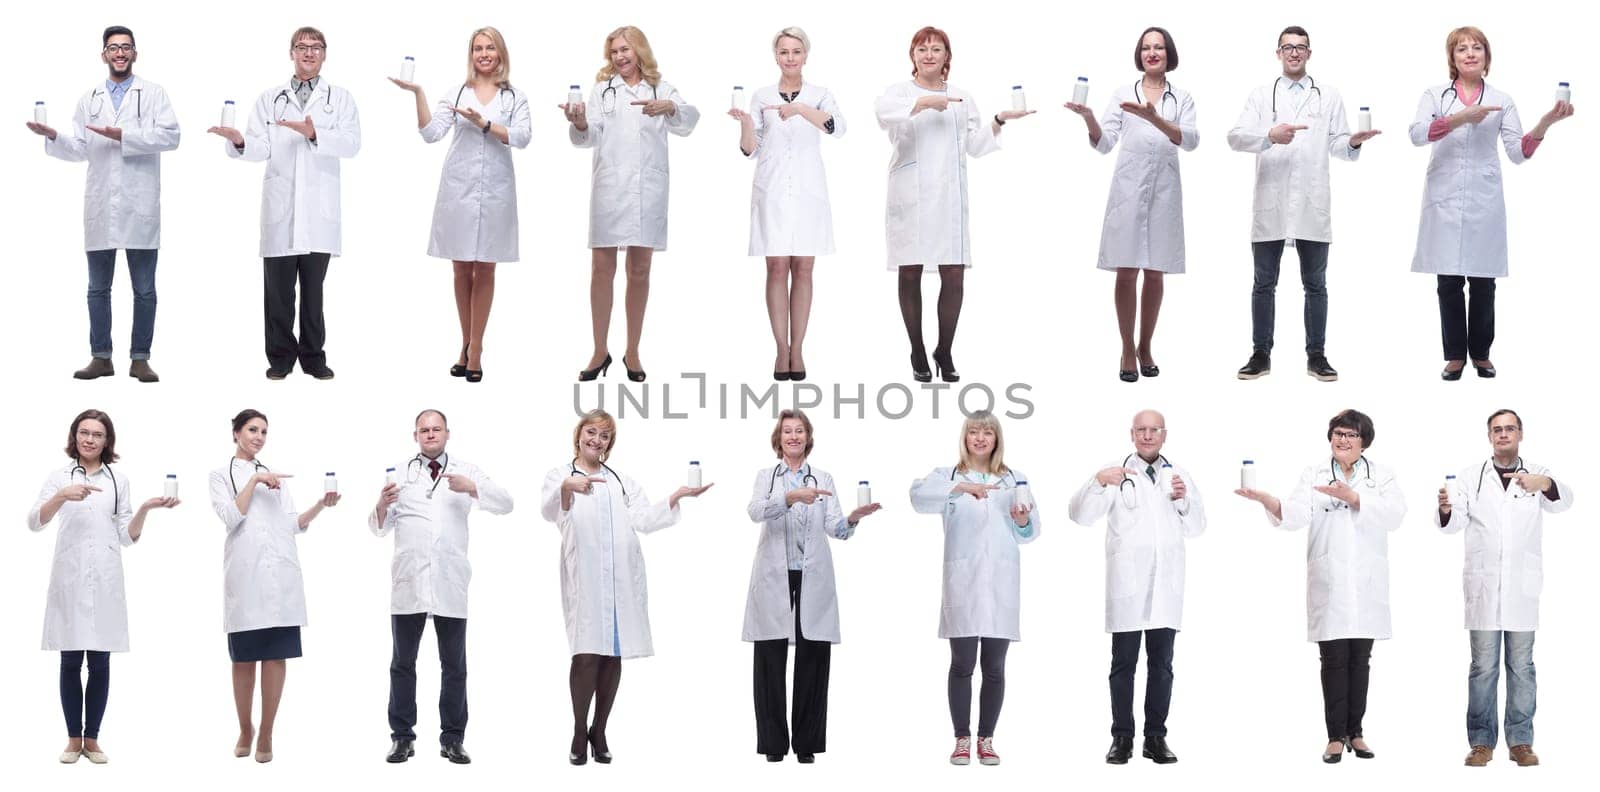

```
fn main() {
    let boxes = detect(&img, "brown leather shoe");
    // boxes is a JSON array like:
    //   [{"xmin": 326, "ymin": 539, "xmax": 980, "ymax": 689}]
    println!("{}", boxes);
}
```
[
  {"xmin": 1509, "ymin": 744, "xmax": 1539, "ymax": 766},
  {"xmin": 128, "ymin": 360, "xmax": 160, "ymax": 383},
  {"xmin": 1464, "ymin": 745, "xmax": 1493, "ymax": 766},
  {"xmin": 73, "ymin": 358, "xmax": 114, "ymax": 379}
]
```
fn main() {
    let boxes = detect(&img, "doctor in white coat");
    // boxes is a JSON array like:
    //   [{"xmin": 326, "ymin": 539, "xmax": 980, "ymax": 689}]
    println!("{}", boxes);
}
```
[
  {"xmin": 391, "ymin": 27, "xmax": 531, "ymax": 382},
  {"xmin": 1437, "ymin": 409, "xmax": 1573, "ymax": 768},
  {"xmin": 1408, "ymin": 26, "xmax": 1573, "ymax": 380},
  {"xmin": 27, "ymin": 26, "xmax": 178, "ymax": 383},
  {"xmin": 370, "ymin": 409, "xmax": 513, "ymax": 765},
  {"xmin": 1068, "ymin": 409, "xmax": 1205, "ymax": 765},
  {"xmin": 1236, "ymin": 409, "xmax": 1406, "ymax": 763},
  {"xmin": 564, "ymin": 26, "xmax": 699, "ymax": 383},
  {"xmin": 877, "ymin": 26, "xmax": 1030, "ymax": 385},
  {"xmin": 910, "ymin": 410, "xmax": 1038, "ymax": 766},
  {"xmin": 1066, "ymin": 26, "xmax": 1198, "ymax": 383},
  {"xmin": 29, "ymin": 409, "xmax": 177, "ymax": 764},
  {"xmin": 540, "ymin": 409, "xmax": 710, "ymax": 765},
  {"xmin": 208, "ymin": 408, "xmax": 338, "ymax": 764},
  {"xmin": 1226, "ymin": 26, "xmax": 1380, "ymax": 383},
  {"xmin": 730, "ymin": 27, "xmax": 846, "ymax": 381},
  {"xmin": 209, "ymin": 26, "xmax": 361, "ymax": 381},
  {"xmin": 743, "ymin": 409, "xmax": 880, "ymax": 763}
]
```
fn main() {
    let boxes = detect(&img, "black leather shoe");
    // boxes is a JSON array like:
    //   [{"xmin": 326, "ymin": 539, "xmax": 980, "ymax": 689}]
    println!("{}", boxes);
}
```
[
  {"xmin": 74, "ymin": 358, "xmax": 115, "ymax": 379},
  {"xmin": 1119, "ymin": 369, "xmax": 1138, "ymax": 383},
  {"xmin": 465, "ymin": 369, "xmax": 483, "ymax": 383},
  {"xmin": 588, "ymin": 731, "xmax": 611, "ymax": 764},
  {"xmin": 450, "ymin": 344, "xmax": 469, "ymax": 377},
  {"xmin": 796, "ymin": 753, "xmax": 815, "ymax": 764},
  {"xmin": 1441, "ymin": 361, "xmax": 1465, "ymax": 381},
  {"xmin": 1106, "ymin": 736, "xmax": 1134, "ymax": 764},
  {"xmin": 303, "ymin": 364, "xmax": 336, "ymax": 381},
  {"xmin": 1237, "ymin": 351, "xmax": 1271, "ymax": 380},
  {"xmin": 1142, "ymin": 736, "xmax": 1178, "ymax": 764},
  {"xmin": 910, "ymin": 351, "xmax": 932, "ymax": 383},
  {"xmin": 623, "ymin": 354, "xmax": 646, "ymax": 383},
  {"xmin": 386, "ymin": 739, "xmax": 414, "ymax": 763},
  {"xmin": 1473, "ymin": 362, "xmax": 1497, "ymax": 378},
  {"xmin": 765, "ymin": 754, "xmax": 784, "ymax": 762},
  {"xmin": 1345, "ymin": 737, "xmax": 1374, "ymax": 759},
  {"xmin": 265, "ymin": 367, "xmax": 292, "ymax": 380},
  {"xmin": 440, "ymin": 743, "xmax": 471, "ymax": 764},
  {"xmin": 1140, "ymin": 364, "xmax": 1160, "ymax": 377},
  {"xmin": 1322, "ymin": 740, "xmax": 1345, "ymax": 763},
  {"xmin": 932, "ymin": 351, "xmax": 960, "ymax": 383},
  {"xmin": 774, "ymin": 371, "xmax": 792, "ymax": 381},
  {"xmin": 790, "ymin": 370, "xmax": 807, "ymax": 382},
  {"xmin": 1307, "ymin": 355, "xmax": 1338, "ymax": 382}
]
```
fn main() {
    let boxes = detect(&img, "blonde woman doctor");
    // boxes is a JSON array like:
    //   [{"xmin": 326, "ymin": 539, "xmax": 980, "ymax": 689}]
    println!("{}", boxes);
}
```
[
  {"xmin": 390, "ymin": 27, "xmax": 532, "ymax": 382},
  {"xmin": 744, "ymin": 409, "xmax": 880, "ymax": 763},
  {"xmin": 910, "ymin": 410, "xmax": 1038, "ymax": 766},
  {"xmin": 541, "ymin": 409, "xmax": 711, "ymax": 765}
]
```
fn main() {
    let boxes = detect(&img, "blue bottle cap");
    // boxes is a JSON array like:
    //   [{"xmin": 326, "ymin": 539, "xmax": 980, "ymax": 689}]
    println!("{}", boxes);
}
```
[
  {"xmin": 225, "ymin": 100, "xmax": 235, "ymax": 105},
  {"xmin": 1012, "ymin": 85, "xmax": 1023, "ymax": 90},
  {"xmin": 1446, "ymin": 474, "xmax": 1457, "ymax": 479},
  {"xmin": 859, "ymin": 480, "xmax": 869, "ymax": 485},
  {"xmin": 35, "ymin": 100, "xmax": 45, "ymax": 105},
  {"xmin": 690, "ymin": 460, "xmax": 700, "ymax": 465},
  {"xmin": 1559, "ymin": 81, "xmax": 1570, "ymax": 87},
  {"xmin": 1076, "ymin": 76, "xmax": 1088, "ymax": 82},
  {"xmin": 734, "ymin": 85, "xmax": 744, "ymax": 90},
  {"xmin": 326, "ymin": 472, "xmax": 336, "ymax": 476},
  {"xmin": 404, "ymin": 56, "xmax": 415, "ymax": 61},
  {"xmin": 385, "ymin": 466, "xmax": 396, "ymax": 472},
  {"xmin": 570, "ymin": 84, "xmax": 580, "ymax": 89},
  {"xmin": 166, "ymin": 473, "xmax": 177, "ymax": 478},
  {"xmin": 1359, "ymin": 106, "xmax": 1369, "ymax": 111},
  {"xmin": 1243, "ymin": 459, "xmax": 1255, "ymax": 465},
  {"xmin": 1016, "ymin": 479, "xmax": 1029, "ymax": 485}
]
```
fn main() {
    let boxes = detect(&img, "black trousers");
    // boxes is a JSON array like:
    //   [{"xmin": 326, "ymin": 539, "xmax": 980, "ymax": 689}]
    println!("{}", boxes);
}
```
[
  {"xmin": 753, "ymin": 570, "xmax": 831, "ymax": 756},
  {"xmin": 1109, "ymin": 628, "xmax": 1176, "ymax": 737},
  {"xmin": 1436, "ymin": 275, "xmax": 1495, "ymax": 361},
  {"xmin": 263, "ymin": 252, "xmax": 330, "ymax": 371},
  {"xmin": 389, "ymin": 613, "xmax": 468, "ymax": 745},
  {"xmin": 949, "ymin": 636, "xmax": 1009, "ymax": 738},
  {"xmin": 1318, "ymin": 638, "xmax": 1374, "ymax": 740}
]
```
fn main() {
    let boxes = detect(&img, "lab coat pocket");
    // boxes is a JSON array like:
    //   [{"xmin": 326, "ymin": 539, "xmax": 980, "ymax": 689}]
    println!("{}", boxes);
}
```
[
  {"xmin": 391, "ymin": 549, "xmax": 419, "ymax": 585},
  {"xmin": 1365, "ymin": 560, "xmax": 1390, "ymax": 606},
  {"xmin": 942, "ymin": 557, "xmax": 975, "ymax": 608},
  {"xmin": 316, "ymin": 161, "xmax": 341, "ymax": 222},
  {"xmin": 1306, "ymin": 552, "xmax": 1334, "ymax": 611},
  {"xmin": 1107, "ymin": 550, "xmax": 1140, "ymax": 599},
  {"xmin": 84, "ymin": 188, "xmax": 108, "ymax": 221},
  {"xmin": 132, "ymin": 182, "xmax": 160, "ymax": 220},
  {"xmin": 262, "ymin": 176, "xmax": 292, "ymax": 226},
  {"xmin": 1521, "ymin": 552, "xmax": 1543, "ymax": 597}
]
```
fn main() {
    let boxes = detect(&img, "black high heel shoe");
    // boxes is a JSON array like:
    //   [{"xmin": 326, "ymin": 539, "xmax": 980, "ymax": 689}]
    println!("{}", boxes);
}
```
[
  {"xmin": 910, "ymin": 351, "xmax": 932, "ymax": 383},
  {"xmin": 465, "ymin": 369, "xmax": 483, "ymax": 383},
  {"xmin": 1344, "ymin": 737, "xmax": 1374, "ymax": 759},
  {"xmin": 623, "ymin": 355, "xmax": 646, "ymax": 383},
  {"xmin": 1322, "ymin": 739, "xmax": 1345, "ymax": 764},
  {"xmin": 588, "ymin": 731, "xmax": 612, "ymax": 764},
  {"xmin": 579, "ymin": 354, "xmax": 612, "ymax": 382},
  {"xmin": 1136, "ymin": 348, "xmax": 1159, "ymax": 377},
  {"xmin": 1473, "ymin": 361, "xmax": 1497, "ymax": 378},
  {"xmin": 450, "ymin": 344, "xmax": 469, "ymax": 377},
  {"xmin": 932, "ymin": 352, "xmax": 959, "ymax": 383},
  {"xmin": 1441, "ymin": 361, "xmax": 1465, "ymax": 381}
]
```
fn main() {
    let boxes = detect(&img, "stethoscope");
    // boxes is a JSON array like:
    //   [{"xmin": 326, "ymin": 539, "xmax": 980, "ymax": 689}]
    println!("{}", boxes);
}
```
[
  {"xmin": 1271, "ymin": 74, "xmax": 1322, "ymax": 122},
  {"xmin": 767, "ymin": 462, "xmax": 819, "ymax": 495},
  {"xmin": 1324, "ymin": 455, "xmax": 1376, "ymax": 512},
  {"xmin": 88, "ymin": 86, "xmax": 142, "ymax": 122},
  {"xmin": 453, "ymin": 84, "xmax": 516, "ymax": 118},
  {"xmin": 569, "ymin": 457, "xmax": 628, "ymax": 499},
  {"xmin": 1476, "ymin": 458, "xmax": 1534, "ymax": 499},
  {"xmin": 1439, "ymin": 81, "xmax": 1485, "ymax": 116},
  {"xmin": 272, "ymin": 82, "xmax": 335, "ymax": 122},
  {"xmin": 68, "ymin": 462, "xmax": 123, "ymax": 515},
  {"xmin": 404, "ymin": 452, "xmax": 451, "ymax": 499},
  {"xmin": 599, "ymin": 75, "xmax": 657, "ymax": 115},
  {"xmin": 949, "ymin": 467, "xmax": 1019, "ymax": 488},
  {"xmin": 227, "ymin": 457, "xmax": 270, "ymax": 496},
  {"xmin": 1118, "ymin": 453, "xmax": 1172, "ymax": 510},
  {"xmin": 1132, "ymin": 80, "xmax": 1178, "ymax": 121}
]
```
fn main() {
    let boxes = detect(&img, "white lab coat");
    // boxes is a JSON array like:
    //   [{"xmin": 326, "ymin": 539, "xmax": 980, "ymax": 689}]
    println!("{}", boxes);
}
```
[
  {"xmin": 44, "ymin": 76, "xmax": 180, "ymax": 251},
  {"xmin": 1408, "ymin": 82, "xmax": 1525, "ymax": 278},
  {"xmin": 1437, "ymin": 460, "xmax": 1573, "ymax": 632},
  {"xmin": 744, "ymin": 83, "xmax": 845, "ymax": 257},
  {"xmin": 28, "ymin": 465, "xmax": 135, "ymax": 652},
  {"xmin": 541, "ymin": 464, "xmax": 681, "ymax": 658},
  {"xmin": 1226, "ymin": 78, "xmax": 1359, "ymax": 243},
  {"xmin": 226, "ymin": 79, "xmax": 361, "ymax": 258},
  {"xmin": 910, "ymin": 467, "xmax": 1040, "ymax": 640},
  {"xmin": 368, "ymin": 455, "xmax": 515, "ymax": 619},
  {"xmin": 1091, "ymin": 81, "xmax": 1199, "ymax": 273},
  {"xmin": 875, "ymin": 82, "xmax": 1000, "ymax": 271},
  {"xmin": 1271, "ymin": 459, "xmax": 1407, "ymax": 642},
  {"xmin": 1068, "ymin": 458, "xmax": 1207, "ymax": 633},
  {"xmin": 422, "ymin": 84, "xmax": 533, "ymax": 263},
  {"xmin": 209, "ymin": 459, "xmax": 308, "ymax": 633},
  {"xmin": 570, "ymin": 78, "xmax": 700, "ymax": 250},
  {"xmin": 743, "ymin": 463, "xmax": 854, "ymax": 644}
]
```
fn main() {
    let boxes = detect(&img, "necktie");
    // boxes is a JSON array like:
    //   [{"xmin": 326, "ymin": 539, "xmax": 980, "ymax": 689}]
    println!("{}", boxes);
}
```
[
  {"xmin": 429, "ymin": 459, "xmax": 442, "ymax": 481},
  {"xmin": 1146, "ymin": 465, "xmax": 1157, "ymax": 483}
]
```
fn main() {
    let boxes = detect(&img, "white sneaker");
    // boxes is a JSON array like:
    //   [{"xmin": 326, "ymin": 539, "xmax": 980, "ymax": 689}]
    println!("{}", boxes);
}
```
[
  {"xmin": 977, "ymin": 736, "xmax": 1001, "ymax": 766},
  {"xmin": 950, "ymin": 736, "xmax": 972, "ymax": 765}
]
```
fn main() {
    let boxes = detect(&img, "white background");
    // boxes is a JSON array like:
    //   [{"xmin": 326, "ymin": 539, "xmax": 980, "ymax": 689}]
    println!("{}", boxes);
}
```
[{"xmin": 2, "ymin": 1, "xmax": 1592, "ymax": 791}]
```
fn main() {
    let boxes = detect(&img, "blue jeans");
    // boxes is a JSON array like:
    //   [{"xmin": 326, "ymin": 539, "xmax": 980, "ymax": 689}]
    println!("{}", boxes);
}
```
[
  {"xmin": 1250, "ymin": 240, "xmax": 1328, "ymax": 356},
  {"xmin": 1468, "ymin": 630, "xmax": 1536, "ymax": 747},
  {"xmin": 86, "ymin": 248, "xmax": 158, "ymax": 359}
]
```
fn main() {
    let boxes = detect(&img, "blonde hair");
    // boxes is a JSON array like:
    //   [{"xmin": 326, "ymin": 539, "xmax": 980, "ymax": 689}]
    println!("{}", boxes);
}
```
[
  {"xmin": 465, "ymin": 27, "xmax": 511, "ymax": 88},
  {"xmin": 596, "ymin": 26, "xmax": 661, "ymax": 87},
  {"xmin": 572, "ymin": 409, "xmax": 618, "ymax": 462},
  {"xmin": 769, "ymin": 409, "xmax": 815, "ymax": 459},
  {"xmin": 955, "ymin": 410, "xmax": 1009, "ymax": 476},
  {"xmin": 773, "ymin": 26, "xmax": 810, "ymax": 53},
  {"xmin": 1446, "ymin": 26, "xmax": 1491, "ymax": 80}
]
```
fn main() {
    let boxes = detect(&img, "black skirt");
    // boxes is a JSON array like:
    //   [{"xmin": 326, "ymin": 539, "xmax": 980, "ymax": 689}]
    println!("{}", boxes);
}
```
[{"xmin": 227, "ymin": 626, "xmax": 303, "ymax": 662}]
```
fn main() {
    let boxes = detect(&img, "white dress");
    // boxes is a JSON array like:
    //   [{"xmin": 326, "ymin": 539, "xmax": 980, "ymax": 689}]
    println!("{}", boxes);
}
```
[
  {"xmin": 422, "ymin": 84, "xmax": 532, "ymax": 262},
  {"xmin": 744, "ymin": 83, "xmax": 845, "ymax": 257}
]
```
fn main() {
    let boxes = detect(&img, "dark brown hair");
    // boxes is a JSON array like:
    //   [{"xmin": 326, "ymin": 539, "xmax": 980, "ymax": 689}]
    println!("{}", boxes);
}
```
[
  {"xmin": 65, "ymin": 409, "xmax": 118, "ymax": 462},
  {"xmin": 1134, "ymin": 26, "xmax": 1178, "ymax": 73}
]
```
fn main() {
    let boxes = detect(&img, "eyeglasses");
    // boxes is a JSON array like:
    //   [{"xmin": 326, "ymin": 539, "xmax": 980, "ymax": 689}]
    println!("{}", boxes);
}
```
[
  {"xmin": 1131, "ymin": 427, "xmax": 1167, "ymax": 437},
  {"xmin": 1489, "ymin": 425, "xmax": 1522, "ymax": 436},
  {"xmin": 292, "ymin": 44, "xmax": 327, "ymax": 55},
  {"xmin": 1278, "ymin": 44, "xmax": 1311, "ymax": 55},
  {"xmin": 103, "ymin": 43, "xmax": 134, "ymax": 54},
  {"xmin": 76, "ymin": 429, "xmax": 107, "ymax": 441},
  {"xmin": 1331, "ymin": 430, "xmax": 1362, "ymax": 441}
]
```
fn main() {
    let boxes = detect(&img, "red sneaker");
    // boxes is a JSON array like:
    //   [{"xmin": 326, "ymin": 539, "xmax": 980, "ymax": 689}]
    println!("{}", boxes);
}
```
[
  {"xmin": 977, "ymin": 737, "xmax": 1001, "ymax": 766},
  {"xmin": 949, "ymin": 736, "xmax": 972, "ymax": 765}
]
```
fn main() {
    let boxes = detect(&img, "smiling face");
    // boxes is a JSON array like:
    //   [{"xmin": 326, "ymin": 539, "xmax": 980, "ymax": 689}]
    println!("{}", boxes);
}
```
[
  {"xmin": 1329, "ymin": 426, "xmax": 1364, "ymax": 467},
  {"xmin": 912, "ymin": 37, "xmax": 948, "ymax": 83},
  {"xmin": 234, "ymin": 417, "xmax": 268, "ymax": 459},
  {"xmin": 1452, "ymin": 35, "xmax": 1487, "ymax": 81},
  {"xmin": 74, "ymin": 418, "xmax": 108, "ymax": 464},
  {"xmin": 609, "ymin": 34, "xmax": 638, "ymax": 80},
  {"xmin": 413, "ymin": 411, "xmax": 449, "ymax": 457},
  {"xmin": 1140, "ymin": 30, "xmax": 1168, "ymax": 76},
  {"xmin": 1130, "ymin": 410, "xmax": 1167, "ymax": 460},
  {"xmin": 1277, "ymin": 32, "xmax": 1310, "ymax": 77},
  {"xmin": 577, "ymin": 421, "xmax": 614, "ymax": 465},
  {"xmin": 471, "ymin": 33, "xmax": 500, "ymax": 77},
  {"xmin": 965, "ymin": 424, "xmax": 996, "ymax": 462},
  {"xmin": 778, "ymin": 417, "xmax": 809, "ymax": 462},
  {"xmin": 290, "ymin": 33, "xmax": 326, "ymax": 81},
  {"xmin": 101, "ymin": 34, "xmax": 135, "ymax": 79},
  {"xmin": 774, "ymin": 35, "xmax": 807, "ymax": 78}
]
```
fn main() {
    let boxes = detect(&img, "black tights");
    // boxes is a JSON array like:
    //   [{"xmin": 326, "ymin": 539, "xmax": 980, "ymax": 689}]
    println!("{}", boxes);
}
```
[
  {"xmin": 569, "ymin": 654, "xmax": 622, "ymax": 755},
  {"xmin": 898, "ymin": 265, "xmax": 964, "ymax": 365},
  {"xmin": 61, "ymin": 651, "xmax": 110, "ymax": 739}
]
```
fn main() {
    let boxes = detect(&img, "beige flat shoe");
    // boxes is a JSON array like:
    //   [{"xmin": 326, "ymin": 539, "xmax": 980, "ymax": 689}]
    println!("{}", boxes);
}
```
[
  {"xmin": 234, "ymin": 744, "xmax": 250, "ymax": 758},
  {"xmin": 83, "ymin": 749, "xmax": 108, "ymax": 764},
  {"xmin": 255, "ymin": 750, "xmax": 273, "ymax": 763},
  {"xmin": 59, "ymin": 750, "xmax": 82, "ymax": 764}
]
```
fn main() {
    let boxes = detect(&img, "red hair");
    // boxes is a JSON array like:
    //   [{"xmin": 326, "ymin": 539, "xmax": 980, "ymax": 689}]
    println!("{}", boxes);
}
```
[{"xmin": 907, "ymin": 26, "xmax": 952, "ymax": 80}]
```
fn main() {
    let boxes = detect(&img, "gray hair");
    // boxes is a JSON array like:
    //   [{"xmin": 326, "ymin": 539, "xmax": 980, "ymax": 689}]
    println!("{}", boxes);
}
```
[{"xmin": 773, "ymin": 26, "xmax": 810, "ymax": 53}]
